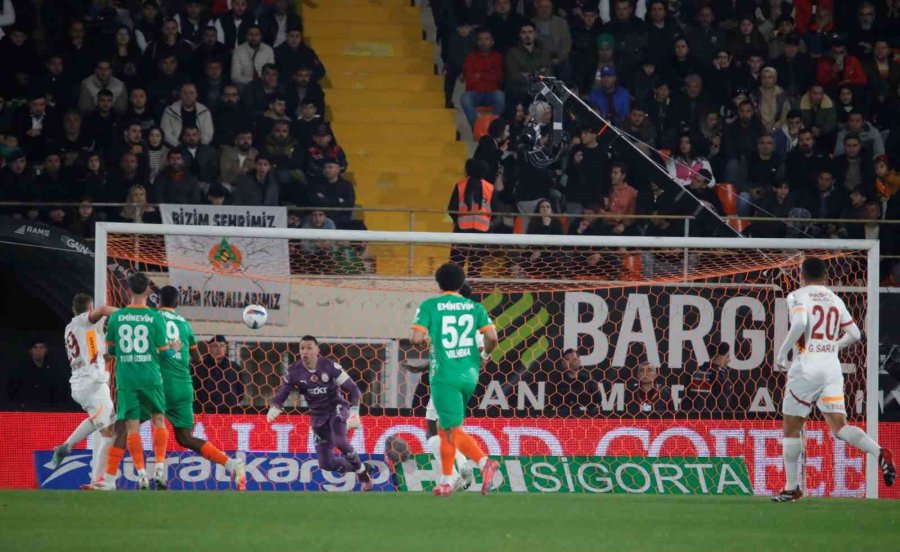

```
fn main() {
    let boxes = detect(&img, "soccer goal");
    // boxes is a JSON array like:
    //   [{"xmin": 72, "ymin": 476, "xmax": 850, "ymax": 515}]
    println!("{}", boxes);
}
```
[{"xmin": 94, "ymin": 222, "xmax": 882, "ymax": 497}]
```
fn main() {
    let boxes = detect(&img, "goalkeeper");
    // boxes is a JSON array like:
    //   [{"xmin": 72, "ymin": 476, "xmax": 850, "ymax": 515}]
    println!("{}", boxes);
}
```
[{"xmin": 410, "ymin": 263, "xmax": 500, "ymax": 497}]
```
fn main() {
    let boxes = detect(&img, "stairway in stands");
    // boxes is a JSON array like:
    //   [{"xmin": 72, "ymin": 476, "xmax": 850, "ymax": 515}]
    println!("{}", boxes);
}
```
[{"xmin": 304, "ymin": 0, "xmax": 464, "ymax": 252}]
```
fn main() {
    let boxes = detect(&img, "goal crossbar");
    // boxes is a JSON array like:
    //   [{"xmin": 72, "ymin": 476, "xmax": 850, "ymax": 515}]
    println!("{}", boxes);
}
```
[{"xmin": 93, "ymin": 221, "xmax": 882, "ymax": 498}]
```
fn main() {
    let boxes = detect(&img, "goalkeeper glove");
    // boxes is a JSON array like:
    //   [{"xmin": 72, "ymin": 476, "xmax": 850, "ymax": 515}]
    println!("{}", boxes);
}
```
[
  {"xmin": 347, "ymin": 406, "xmax": 361, "ymax": 430},
  {"xmin": 266, "ymin": 406, "xmax": 283, "ymax": 423}
]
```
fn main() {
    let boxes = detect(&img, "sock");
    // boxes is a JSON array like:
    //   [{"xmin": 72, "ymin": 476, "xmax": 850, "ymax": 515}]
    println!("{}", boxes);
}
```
[
  {"xmin": 437, "ymin": 428, "xmax": 457, "ymax": 477},
  {"xmin": 94, "ymin": 436, "xmax": 114, "ymax": 482},
  {"xmin": 65, "ymin": 418, "xmax": 97, "ymax": 448},
  {"xmin": 837, "ymin": 425, "xmax": 881, "ymax": 456},
  {"xmin": 152, "ymin": 427, "xmax": 168, "ymax": 467},
  {"xmin": 106, "ymin": 446, "xmax": 125, "ymax": 478},
  {"xmin": 127, "ymin": 433, "xmax": 145, "ymax": 472},
  {"xmin": 455, "ymin": 450, "xmax": 468, "ymax": 473},
  {"xmin": 782, "ymin": 437, "xmax": 802, "ymax": 491},
  {"xmin": 200, "ymin": 442, "xmax": 230, "ymax": 467},
  {"xmin": 449, "ymin": 427, "xmax": 487, "ymax": 465}
]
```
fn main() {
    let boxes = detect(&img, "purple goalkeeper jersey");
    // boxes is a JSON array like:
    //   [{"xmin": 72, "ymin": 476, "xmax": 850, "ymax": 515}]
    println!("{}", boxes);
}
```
[{"xmin": 271, "ymin": 356, "xmax": 350, "ymax": 423}]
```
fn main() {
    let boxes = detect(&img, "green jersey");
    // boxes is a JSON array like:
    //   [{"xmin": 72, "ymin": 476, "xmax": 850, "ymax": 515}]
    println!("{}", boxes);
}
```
[
  {"xmin": 412, "ymin": 293, "xmax": 494, "ymax": 385},
  {"xmin": 105, "ymin": 305, "xmax": 170, "ymax": 390},
  {"xmin": 157, "ymin": 308, "xmax": 198, "ymax": 386}
]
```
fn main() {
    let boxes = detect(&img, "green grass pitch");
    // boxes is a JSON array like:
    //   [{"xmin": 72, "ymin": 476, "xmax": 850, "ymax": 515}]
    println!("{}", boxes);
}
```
[{"xmin": 0, "ymin": 491, "xmax": 898, "ymax": 552}]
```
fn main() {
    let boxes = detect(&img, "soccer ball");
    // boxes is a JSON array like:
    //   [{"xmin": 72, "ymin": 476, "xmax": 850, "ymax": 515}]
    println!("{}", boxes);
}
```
[{"xmin": 242, "ymin": 304, "xmax": 268, "ymax": 329}]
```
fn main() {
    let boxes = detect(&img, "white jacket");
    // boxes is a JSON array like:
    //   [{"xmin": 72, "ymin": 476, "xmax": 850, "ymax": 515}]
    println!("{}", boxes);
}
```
[
  {"xmin": 230, "ymin": 42, "xmax": 275, "ymax": 86},
  {"xmin": 160, "ymin": 101, "xmax": 214, "ymax": 147}
]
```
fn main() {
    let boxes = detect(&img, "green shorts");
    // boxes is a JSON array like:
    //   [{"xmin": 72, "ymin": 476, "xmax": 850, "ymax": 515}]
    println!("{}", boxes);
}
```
[
  {"xmin": 164, "ymin": 382, "xmax": 195, "ymax": 429},
  {"xmin": 117, "ymin": 385, "xmax": 166, "ymax": 421},
  {"xmin": 431, "ymin": 379, "xmax": 477, "ymax": 430}
]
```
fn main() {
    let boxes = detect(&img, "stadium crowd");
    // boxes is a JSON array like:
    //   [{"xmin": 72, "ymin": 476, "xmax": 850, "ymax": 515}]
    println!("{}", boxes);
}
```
[
  {"xmin": 0, "ymin": 0, "xmax": 355, "ymax": 234},
  {"xmin": 444, "ymin": 0, "xmax": 900, "ymax": 276}
]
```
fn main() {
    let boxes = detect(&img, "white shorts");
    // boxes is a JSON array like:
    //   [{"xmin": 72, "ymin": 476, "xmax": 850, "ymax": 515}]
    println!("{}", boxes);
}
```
[
  {"xmin": 782, "ymin": 362, "xmax": 846, "ymax": 418},
  {"xmin": 425, "ymin": 398, "xmax": 438, "ymax": 422},
  {"xmin": 71, "ymin": 383, "xmax": 115, "ymax": 430}
]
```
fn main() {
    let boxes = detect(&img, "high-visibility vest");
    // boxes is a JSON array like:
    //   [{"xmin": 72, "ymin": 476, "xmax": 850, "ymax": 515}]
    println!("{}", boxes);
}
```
[{"xmin": 456, "ymin": 179, "xmax": 493, "ymax": 232}]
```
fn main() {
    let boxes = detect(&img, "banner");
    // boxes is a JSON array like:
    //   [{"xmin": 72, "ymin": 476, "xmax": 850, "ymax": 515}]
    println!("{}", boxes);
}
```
[
  {"xmin": 395, "ymin": 455, "xmax": 752, "ymax": 495},
  {"xmin": 34, "ymin": 450, "xmax": 394, "ymax": 491},
  {"xmin": 4, "ymin": 413, "xmax": 898, "ymax": 498},
  {"xmin": 159, "ymin": 204, "xmax": 291, "ymax": 325}
]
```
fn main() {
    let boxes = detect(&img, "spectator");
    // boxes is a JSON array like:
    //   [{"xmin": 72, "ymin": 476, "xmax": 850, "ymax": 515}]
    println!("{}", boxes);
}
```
[
  {"xmin": 626, "ymin": 362, "xmax": 672, "ymax": 415},
  {"xmin": 214, "ymin": 0, "xmax": 255, "ymax": 50},
  {"xmin": 440, "ymin": 2, "xmax": 480, "ymax": 110},
  {"xmin": 771, "ymin": 33, "xmax": 815, "ymax": 101},
  {"xmin": 605, "ymin": 0, "xmax": 646, "ymax": 72},
  {"xmin": 78, "ymin": 59, "xmax": 127, "ymax": 115},
  {"xmin": 666, "ymin": 133, "xmax": 714, "ymax": 188},
  {"xmin": 83, "ymin": 89, "xmax": 120, "ymax": 153},
  {"xmin": 724, "ymin": 100, "xmax": 764, "ymax": 178},
  {"xmin": 145, "ymin": 126, "xmax": 169, "ymax": 182},
  {"xmin": 526, "ymin": 198, "xmax": 564, "ymax": 235},
  {"xmin": 728, "ymin": 18, "xmax": 767, "ymax": 65},
  {"xmin": 147, "ymin": 54, "xmax": 190, "ymax": 116},
  {"xmin": 833, "ymin": 134, "xmax": 876, "ymax": 194},
  {"xmin": 596, "ymin": 161, "xmax": 637, "ymax": 236},
  {"xmin": 109, "ymin": 151, "xmax": 146, "ymax": 201},
  {"xmin": 773, "ymin": 109, "xmax": 803, "ymax": 157},
  {"xmin": 153, "ymin": 149, "xmax": 201, "ymax": 204},
  {"xmin": 212, "ymin": 85, "xmax": 250, "ymax": 147},
  {"xmin": 53, "ymin": 110, "xmax": 94, "ymax": 167},
  {"xmin": 816, "ymin": 38, "xmax": 867, "ymax": 89},
  {"xmin": 685, "ymin": 5, "xmax": 726, "ymax": 63},
  {"xmin": 194, "ymin": 25, "xmax": 231, "ymax": 80},
  {"xmin": 799, "ymin": 84, "xmax": 837, "ymax": 144},
  {"xmin": 309, "ymin": 159, "xmax": 355, "ymax": 225},
  {"xmin": 460, "ymin": 28, "xmax": 505, "ymax": 129},
  {"xmin": 118, "ymin": 183, "xmax": 159, "ymax": 223},
  {"xmin": 0, "ymin": 26, "xmax": 39, "ymax": 100},
  {"xmin": 231, "ymin": 25, "xmax": 274, "ymax": 88},
  {"xmin": 124, "ymin": 88, "xmax": 157, "ymax": 133},
  {"xmin": 34, "ymin": 55, "xmax": 77, "ymax": 113},
  {"xmin": 274, "ymin": 27, "xmax": 326, "ymax": 84},
  {"xmin": 78, "ymin": 151, "xmax": 115, "ymax": 203},
  {"xmin": 504, "ymin": 21, "xmax": 553, "ymax": 106},
  {"xmin": 549, "ymin": 349, "xmax": 600, "ymax": 415},
  {"xmin": 33, "ymin": 151, "xmax": 68, "ymax": 205},
  {"xmin": 306, "ymin": 124, "xmax": 347, "ymax": 180},
  {"xmin": 194, "ymin": 335, "xmax": 244, "ymax": 410},
  {"xmin": 649, "ymin": 79, "xmax": 674, "ymax": 147},
  {"xmin": 644, "ymin": 1, "xmax": 679, "ymax": 66},
  {"xmin": 834, "ymin": 110, "xmax": 885, "ymax": 158},
  {"xmin": 569, "ymin": 6, "xmax": 601, "ymax": 93},
  {"xmin": 751, "ymin": 67, "xmax": 791, "ymax": 132},
  {"xmin": 255, "ymin": 95, "xmax": 291, "ymax": 138},
  {"xmin": 197, "ymin": 60, "xmax": 229, "ymax": 111},
  {"xmin": 261, "ymin": 119, "xmax": 306, "ymax": 203},
  {"xmin": 740, "ymin": 51, "xmax": 766, "ymax": 92},
  {"xmin": 219, "ymin": 129, "xmax": 257, "ymax": 189},
  {"xmin": 15, "ymin": 92, "xmax": 57, "ymax": 162},
  {"xmin": 668, "ymin": 73, "xmax": 711, "ymax": 136},
  {"xmin": 472, "ymin": 116, "xmax": 507, "ymax": 182},
  {"xmin": 564, "ymin": 124, "xmax": 606, "ymax": 215},
  {"xmin": 178, "ymin": 125, "xmax": 220, "ymax": 188},
  {"xmin": 134, "ymin": 1, "xmax": 163, "ymax": 52},
  {"xmin": 629, "ymin": 57, "xmax": 659, "ymax": 108},
  {"xmin": 6, "ymin": 340, "xmax": 66, "ymax": 406},
  {"xmin": 638, "ymin": 180, "xmax": 680, "ymax": 238},
  {"xmin": 142, "ymin": 17, "xmax": 194, "ymax": 79},
  {"xmin": 207, "ymin": 182, "xmax": 228, "ymax": 206},
  {"xmin": 707, "ymin": 49, "xmax": 744, "ymax": 110},
  {"xmin": 108, "ymin": 120, "xmax": 147, "ymax": 167},
  {"xmin": 533, "ymin": 0, "xmax": 572, "ymax": 81},
  {"xmin": 738, "ymin": 133, "xmax": 784, "ymax": 214},
  {"xmin": 286, "ymin": 65, "xmax": 325, "ymax": 120},
  {"xmin": 300, "ymin": 209, "xmax": 337, "ymax": 258},
  {"xmin": 678, "ymin": 168, "xmax": 724, "ymax": 237},
  {"xmin": 589, "ymin": 65, "xmax": 629, "ymax": 126},
  {"xmin": 292, "ymin": 99, "xmax": 324, "ymax": 148},
  {"xmin": 864, "ymin": 39, "xmax": 900, "ymax": 108},
  {"xmin": 801, "ymin": 169, "xmax": 846, "ymax": 237},
  {"xmin": 174, "ymin": 0, "xmax": 209, "ymax": 47},
  {"xmin": 60, "ymin": 19, "xmax": 95, "ymax": 82},
  {"xmin": 767, "ymin": 17, "xmax": 806, "ymax": 60},
  {"xmin": 595, "ymin": 32, "xmax": 617, "ymax": 71},
  {"xmin": 260, "ymin": 0, "xmax": 302, "ymax": 48},
  {"xmin": 485, "ymin": 0, "xmax": 524, "ymax": 54},
  {"xmin": 848, "ymin": 2, "xmax": 880, "ymax": 58},
  {"xmin": 161, "ymin": 83, "xmax": 214, "ymax": 147},
  {"xmin": 875, "ymin": 155, "xmax": 900, "ymax": 204},
  {"xmin": 448, "ymin": 159, "xmax": 493, "ymax": 276},
  {"xmin": 0, "ymin": 150, "xmax": 34, "ymax": 212},
  {"xmin": 232, "ymin": 154, "xmax": 279, "ymax": 206},
  {"xmin": 243, "ymin": 63, "xmax": 287, "ymax": 116},
  {"xmin": 665, "ymin": 36, "xmax": 705, "ymax": 91},
  {"xmin": 835, "ymin": 84, "xmax": 865, "ymax": 128},
  {"xmin": 681, "ymin": 342, "xmax": 731, "ymax": 414},
  {"xmin": 750, "ymin": 180, "xmax": 798, "ymax": 238},
  {"xmin": 68, "ymin": 198, "xmax": 98, "ymax": 238}
]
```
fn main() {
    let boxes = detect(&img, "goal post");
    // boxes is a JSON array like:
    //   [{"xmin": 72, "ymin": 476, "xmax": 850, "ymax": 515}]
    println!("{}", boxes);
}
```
[{"xmin": 94, "ymin": 222, "xmax": 882, "ymax": 498}]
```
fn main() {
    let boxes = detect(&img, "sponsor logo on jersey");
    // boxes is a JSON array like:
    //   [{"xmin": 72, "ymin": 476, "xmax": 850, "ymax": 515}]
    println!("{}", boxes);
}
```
[
  {"xmin": 34, "ymin": 451, "xmax": 395, "ymax": 491},
  {"xmin": 308, "ymin": 386, "xmax": 329, "ymax": 396},
  {"xmin": 309, "ymin": 374, "xmax": 319, "ymax": 382},
  {"xmin": 322, "ymin": 373, "xmax": 329, "ymax": 383}
]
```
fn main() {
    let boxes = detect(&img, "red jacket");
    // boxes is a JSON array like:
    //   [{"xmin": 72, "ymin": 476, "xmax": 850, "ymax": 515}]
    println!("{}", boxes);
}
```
[
  {"xmin": 463, "ymin": 50, "xmax": 504, "ymax": 93},
  {"xmin": 816, "ymin": 55, "xmax": 868, "ymax": 88}
]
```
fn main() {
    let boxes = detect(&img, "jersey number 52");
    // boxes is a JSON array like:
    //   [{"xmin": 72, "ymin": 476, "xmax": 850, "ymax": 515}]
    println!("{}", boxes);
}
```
[{"xmin": 441, "ymin": 314, "xmax": 475, "ymax": 349}]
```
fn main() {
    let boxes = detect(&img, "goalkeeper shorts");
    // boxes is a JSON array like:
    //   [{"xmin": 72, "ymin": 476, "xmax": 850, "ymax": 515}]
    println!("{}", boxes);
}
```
[
  {"xmin": 117, "ymin": 384, "xmax": 166, "ymax": 421},
  {"xmin": 430, "ymin": 379, "xmax": 476, "ymax": 429}
]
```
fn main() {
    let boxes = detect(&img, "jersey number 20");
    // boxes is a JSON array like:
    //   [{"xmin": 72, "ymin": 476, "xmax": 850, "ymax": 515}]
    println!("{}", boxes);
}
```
[
  {"xmin": 811, "ymin": 305, "xmax": 840, "ymax": 341},
  {"xmin": 441, "ymin": 314, "xmax": 474, "ymax": 349}
]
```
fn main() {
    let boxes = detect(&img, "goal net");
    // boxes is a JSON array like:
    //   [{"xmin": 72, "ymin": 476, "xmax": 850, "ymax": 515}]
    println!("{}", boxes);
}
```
[{"xmin": 95, "ymin": 222, "xmax": 884, "ymax": 497}]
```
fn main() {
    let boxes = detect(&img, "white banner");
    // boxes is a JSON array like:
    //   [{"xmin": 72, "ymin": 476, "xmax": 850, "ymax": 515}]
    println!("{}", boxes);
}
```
[{"xmin": 159, "ymin": 204, "xmax": 291, "ymax": 325}]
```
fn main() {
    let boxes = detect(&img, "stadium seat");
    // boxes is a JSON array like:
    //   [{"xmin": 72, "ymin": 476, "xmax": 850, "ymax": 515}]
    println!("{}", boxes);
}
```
[
  {"xmin": 513, "ymin": 215, "xmax": 525, "ymax": 234},
  {"xmin": 473, "ymin": 114, "xmax": 499, "ymax": 141}
]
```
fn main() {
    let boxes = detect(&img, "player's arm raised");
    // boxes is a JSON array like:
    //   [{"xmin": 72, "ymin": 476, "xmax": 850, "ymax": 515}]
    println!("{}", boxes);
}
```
[
  {"xmin": 836, "ymin": 298, "xmax": 862, "ymax": 349},
  {"xmin": 87, "ymin": 306, "xmax": 119, "ymax": 324},
  {"xmin": 335, "ymin": 366, "xmax": 363, "ymax": 429},
  {"xmin": 776, "ymin": 294, "xmax": 808, "ymax": 370}
]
